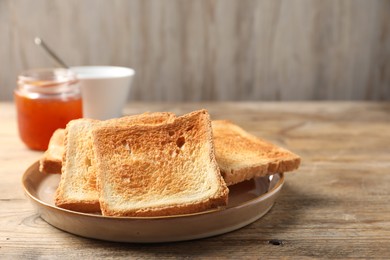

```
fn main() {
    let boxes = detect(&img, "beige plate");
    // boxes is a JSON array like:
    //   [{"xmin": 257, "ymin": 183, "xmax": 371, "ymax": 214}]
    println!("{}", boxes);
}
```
[{"xmin": 22, "ymin": 161, "xmax": 284, "ymax": 243}]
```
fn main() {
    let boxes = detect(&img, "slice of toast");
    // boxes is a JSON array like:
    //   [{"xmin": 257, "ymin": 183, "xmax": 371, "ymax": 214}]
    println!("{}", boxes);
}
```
[
  {"xmin": 54, "ymin": 112, "xmax": 176, "ymax": 213},
  {"xmin": 212, "ymin": 120, "xmax": 301, "ymax": 186},
  {"xmin": 92, "ymin": 109, "xmax": 229, "ymax": 217},
  {"xmin": 55, "ymin": 119, "xmax": 100, "ymax": 213},
  {"xmin": 39, "ymin": 128, "xmax": 65, "ymax": 174}
]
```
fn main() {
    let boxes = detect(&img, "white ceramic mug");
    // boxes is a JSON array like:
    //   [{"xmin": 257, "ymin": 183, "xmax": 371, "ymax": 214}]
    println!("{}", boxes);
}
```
[{"xmin": 71, "ymin": 66, "xmax": 135, "ymax": 120}]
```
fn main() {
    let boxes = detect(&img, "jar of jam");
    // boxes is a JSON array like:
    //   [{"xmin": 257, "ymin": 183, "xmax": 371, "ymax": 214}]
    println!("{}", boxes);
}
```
[{"xmin": 14, "ymin": 68, "xmax": 83, "ymax": 151}]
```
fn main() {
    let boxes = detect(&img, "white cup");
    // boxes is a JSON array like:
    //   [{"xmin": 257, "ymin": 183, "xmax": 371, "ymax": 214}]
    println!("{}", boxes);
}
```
[{"xmin": 71, "ymin": 66, "xmax": 135, "ymax": 120}]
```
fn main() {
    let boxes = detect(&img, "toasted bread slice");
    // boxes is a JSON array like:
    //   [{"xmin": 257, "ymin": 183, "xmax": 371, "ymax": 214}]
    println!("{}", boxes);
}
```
[
  {"xmin": 55, "ymin": 119, "xmax": 100, "ymax": 213},
  {"xmin": 212, "ymin": 120, "xmax": 301, "ymax": 186},
  {"xmin": 92, "ymin": 109, "xmax": 228, "ymax": 217},
  {"xmin": 54, "ymin": 112, "xmax": 176, "ymax": 213},
  {"xmin": 39, "ymin": 128, "xmax": 65, "ymax": 174}
]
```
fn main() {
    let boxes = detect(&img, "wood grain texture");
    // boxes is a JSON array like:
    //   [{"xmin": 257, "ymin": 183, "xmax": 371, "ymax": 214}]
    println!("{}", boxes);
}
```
[
  {"xmin": 1, "ymin": 0, "xmax": 390, "ymax": 102},
  {"xmin": 1, "ymin": 101, "xmax": 390, "ymax": 258}
]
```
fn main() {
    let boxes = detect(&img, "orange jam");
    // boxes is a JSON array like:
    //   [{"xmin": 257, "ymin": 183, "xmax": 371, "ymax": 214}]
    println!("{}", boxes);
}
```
[{"xmin": 15, "ymin": 69, "xmax": 83, "ymax": 151}]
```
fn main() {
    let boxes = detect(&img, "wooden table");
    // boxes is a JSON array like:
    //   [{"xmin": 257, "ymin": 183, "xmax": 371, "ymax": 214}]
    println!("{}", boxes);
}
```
[{"xmin": 1, "ymin": 101, "xmax": 389, "ymax": 258}]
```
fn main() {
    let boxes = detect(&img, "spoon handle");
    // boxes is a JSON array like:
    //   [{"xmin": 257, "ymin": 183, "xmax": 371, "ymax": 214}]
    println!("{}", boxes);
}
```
[{"xmin": 34, "ymin": 37, "xmax": 69, "ymax": 68}]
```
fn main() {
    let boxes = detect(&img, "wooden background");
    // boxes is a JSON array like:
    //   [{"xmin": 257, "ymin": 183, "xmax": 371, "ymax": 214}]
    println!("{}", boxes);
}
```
[{"xmin": 1, "ymin": 0, "xmax": 389, "ymax": 101}]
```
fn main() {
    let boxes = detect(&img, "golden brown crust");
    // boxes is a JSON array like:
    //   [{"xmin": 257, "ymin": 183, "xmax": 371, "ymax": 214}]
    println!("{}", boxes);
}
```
[
  {"xmin": 101, "ymin": 196, "xmax": 228, "ymax": 217},
  {"xmin": 212, "ymin": 120, "xmax": 301, "ymax": 186},
  {"xmin": 93, "ymin": 109, "xmax": 228, "ymax": 217},
  {"xmin": 103, "ymin": 112, "xmax": 176, "ymax": 126},
  {"xmin": 39, "ymin": 128, "xmax": 65, "ymax": 174},
  {"xmin": 39, "ymin": 159, "xmax": 62, "ymax": 174},
  {"xmin": 54, "ymin": 199, "xmax": 101, "ymax": 213}
]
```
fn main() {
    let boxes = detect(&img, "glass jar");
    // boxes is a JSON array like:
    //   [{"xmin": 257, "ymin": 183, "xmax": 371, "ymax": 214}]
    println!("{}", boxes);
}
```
[{"xmin": 14, "ymin": 68, "xmax": 83, "ymax": 151}]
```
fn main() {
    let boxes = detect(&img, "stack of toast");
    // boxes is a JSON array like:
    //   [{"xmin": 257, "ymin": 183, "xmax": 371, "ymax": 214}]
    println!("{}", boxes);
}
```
[{"xmin": 39, "ymin": 109, "xmax": 300, "ymax": 217}]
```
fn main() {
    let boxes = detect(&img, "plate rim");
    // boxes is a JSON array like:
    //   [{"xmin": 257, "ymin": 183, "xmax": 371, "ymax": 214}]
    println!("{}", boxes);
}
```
[{"xmin": 22, "ymin": 161, "xmax": 285, "ymax": 221}]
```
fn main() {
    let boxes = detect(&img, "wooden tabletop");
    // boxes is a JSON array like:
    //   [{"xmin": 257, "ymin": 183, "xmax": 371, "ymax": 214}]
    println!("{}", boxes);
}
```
[{"xmin": 1, "ymin": 101, "xmax": 389, "ymax": 258}]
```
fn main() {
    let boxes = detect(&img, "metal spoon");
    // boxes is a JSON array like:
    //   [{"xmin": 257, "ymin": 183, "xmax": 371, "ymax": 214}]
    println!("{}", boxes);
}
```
[{"xmin": 34, "ymin": 37, "xmax": 69, "ymax": 68}]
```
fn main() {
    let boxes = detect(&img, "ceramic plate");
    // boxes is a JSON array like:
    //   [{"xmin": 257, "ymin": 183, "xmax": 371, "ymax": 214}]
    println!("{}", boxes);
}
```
[{"xmin": 22, "ymin": 161, "xmax": 284, "ymax": 243}]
